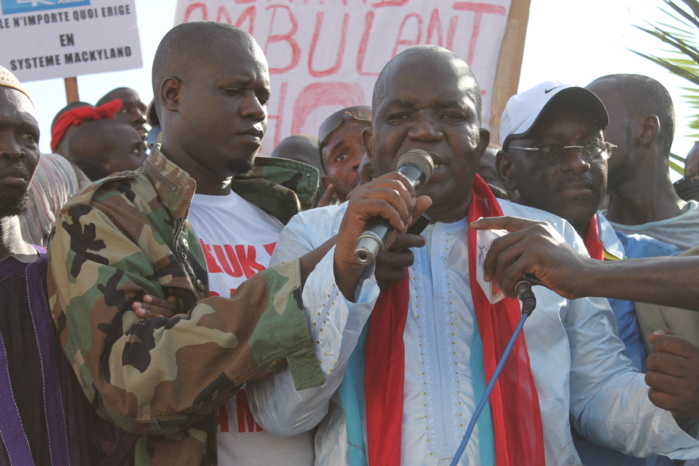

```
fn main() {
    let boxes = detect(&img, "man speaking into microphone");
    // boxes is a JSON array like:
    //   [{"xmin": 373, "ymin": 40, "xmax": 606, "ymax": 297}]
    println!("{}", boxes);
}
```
[{"xmin": 247, "ymin": 46, "xmax": 699, "ymax": 465}]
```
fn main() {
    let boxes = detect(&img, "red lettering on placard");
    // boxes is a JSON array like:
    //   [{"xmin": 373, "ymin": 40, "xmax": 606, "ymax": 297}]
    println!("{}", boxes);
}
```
[
  {"xmin": 214, "ymin": 5, "xmax": 256, "ymax": 34},
  {"xmin": 392, "ymin": 13, "xmax": 422, "ymax": 56},
  {"xmin": 234, "ymin": 6, "xmax": 255, "ymax": 33},
  {"xmin": 308, "ymin": 12, "xmax": 349, "ymax": 77},
  {"xmin": 357, "ymin": 11, "xmax": 379, "ymax": 76},
  {"xmin": 267, "ymin": 81, "xmax": 288, "ymax": 149},
  {"xmin": 235, "ymin": 0, "xmax": 255, "ymax": 3},
  {"xmin": 426, "ymin": 9, "xmax": 443, "ymax": 46},
  {"xmin": 265, "ymin": 5, "xmax": 300, "ymax": 74},
  {"xmin": 183, "ymin": 3, "xmax": 207, "ymax": 21},
  {"xmin": 216, "ymin": 405, "xmax": 230, "ymax": 433},
  {"xmin": 200, "ymin": 239, "xmax": 223, "ymax": 274},
  {"xmin": 453, "ymin": 2, "xmax": 507, "ymax": 15},
  {"xmin": 447, "ymin": 15, "xmax": 458, "ymax": 50},
  {"xmin": 452, "ymin": 3, "xmax": 507, "ymax": 63},
  {"xmin": 209, "ymin": 291, "xmax": 220, "ymax": 297},
  {"xmin": 216, "ymin": 6, "xmax": 232, "ymax": 23},
  {"xmin": 236, "ymin": 390, "xmax": 263, "ymax": 433},
  {"xmin": 236, "ymin": 245, "xmax": 265, "ymax": 278},
  {"xmin": 371, "ymin": 0, "xmax": 408, "ymax": 7},
  {"xmin": 264, "ymin": 242, "xmax": 277, "ymax": 256},
  {"xmin": 290, "ymin": 82, "xmax": 365, "ymax": 135}
]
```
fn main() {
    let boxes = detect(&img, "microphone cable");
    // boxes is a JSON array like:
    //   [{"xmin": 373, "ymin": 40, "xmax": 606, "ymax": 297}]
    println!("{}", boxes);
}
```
[{"xmin": 449, "ymin": 290, "xmax": 535, "ymax": 466}]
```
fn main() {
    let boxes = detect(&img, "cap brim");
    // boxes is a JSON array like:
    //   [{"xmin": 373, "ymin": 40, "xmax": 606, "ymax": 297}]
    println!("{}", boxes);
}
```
[{"xmin": 504, "ymin": 87, "xmax": 608, "ymax": 147}]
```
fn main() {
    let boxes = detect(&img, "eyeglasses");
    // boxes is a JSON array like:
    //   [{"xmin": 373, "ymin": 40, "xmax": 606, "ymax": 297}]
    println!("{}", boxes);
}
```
[
  {"xmin": 318, "ymin": 106, "xmax": 372, "ymax": 147},
  {"xmin": 507, "ymin": 140, "xmax": 617, "ymax": 164}
]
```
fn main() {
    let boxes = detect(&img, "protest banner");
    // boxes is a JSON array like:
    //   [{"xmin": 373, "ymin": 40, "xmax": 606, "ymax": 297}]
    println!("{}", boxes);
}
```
[
  {"xmin": 0, "ymin": 0, "xmax": 142, "ymax": 84},
  {"xmin": 175, "ymin": 0, "xmax": 529, "ymax": 151}
]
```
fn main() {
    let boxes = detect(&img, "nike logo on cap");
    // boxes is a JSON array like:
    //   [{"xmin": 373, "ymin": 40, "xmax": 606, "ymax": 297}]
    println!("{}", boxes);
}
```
[{"xmin": 544, "ymin": 86, "xmax": 561, "ymax": 94}]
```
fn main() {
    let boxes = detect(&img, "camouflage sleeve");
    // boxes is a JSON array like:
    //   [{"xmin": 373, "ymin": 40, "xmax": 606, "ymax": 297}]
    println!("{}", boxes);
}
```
[{"xmin": 47, "ymin": 198, "xmax": 323, "ymax": 436}]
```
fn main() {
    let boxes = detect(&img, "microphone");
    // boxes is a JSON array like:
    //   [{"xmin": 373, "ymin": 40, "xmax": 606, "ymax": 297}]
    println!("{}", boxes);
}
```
[
  {"xmin": 354, "ymin": 149, "xmax": 434, "ymax": 265},
  {"xmin": 514, "ymin": 273, "xmax": 541, "ymax": 315}
]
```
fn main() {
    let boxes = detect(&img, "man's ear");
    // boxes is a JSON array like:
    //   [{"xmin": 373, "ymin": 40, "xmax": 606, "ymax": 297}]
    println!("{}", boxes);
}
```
[
  {"xmin": 362, "ymin": 126, "xmax": 374, "ymax": 160},
  {"xmin": 639, "ymin": 114, "xmax": 660, "ymax": 146},
  {"xmin": 160, "ymin": 77, "xmax": 182, "ymax": 112},
  {"xmin": 496, "ymin": 149, "xmax": 519, "ymax": 192}
]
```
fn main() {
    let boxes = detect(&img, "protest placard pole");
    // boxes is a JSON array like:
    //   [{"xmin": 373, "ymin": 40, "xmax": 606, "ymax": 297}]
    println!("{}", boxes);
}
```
[
  {"xmin": 490, "ymin": 0, "xmax": 531, "ymax": 145},
  {"xmin": 64, "ymin": 77, "xmax": 80, "ymax": 104}
]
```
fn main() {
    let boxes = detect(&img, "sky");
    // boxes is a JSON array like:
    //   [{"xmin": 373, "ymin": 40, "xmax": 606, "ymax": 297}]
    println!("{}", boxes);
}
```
[{"xmin": 19, "ymin": 0, "xmax": 697, "ymax": 178}]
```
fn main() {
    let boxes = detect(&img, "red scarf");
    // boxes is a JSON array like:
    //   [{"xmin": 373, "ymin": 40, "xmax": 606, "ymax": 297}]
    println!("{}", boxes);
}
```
[
  {"xmin": 364, "ymin": 175, "xmax": 545, "ymax": 465},
  {"xmin": 50, "ymin": 99, "xmax": 122, "ymax": 151},
  {"xmin": 584, "ymin": 214, "xmax": 605, "ymax": 260}
]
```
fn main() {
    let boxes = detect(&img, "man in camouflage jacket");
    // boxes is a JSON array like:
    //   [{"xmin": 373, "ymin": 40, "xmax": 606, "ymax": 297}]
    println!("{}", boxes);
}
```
[
  {"xmin": 46, "ymin": 23, "xmax": 329, "ymax": 465},
  {"xmin": 47, "ymin": 145, "xmax": 324, "ymax": 464}
]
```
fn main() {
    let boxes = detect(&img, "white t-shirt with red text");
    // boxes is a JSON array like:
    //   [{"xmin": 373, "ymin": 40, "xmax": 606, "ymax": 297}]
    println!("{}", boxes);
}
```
[{"xmin": 187, "ymin": 191, "xmax": 314, "ymax": 465}]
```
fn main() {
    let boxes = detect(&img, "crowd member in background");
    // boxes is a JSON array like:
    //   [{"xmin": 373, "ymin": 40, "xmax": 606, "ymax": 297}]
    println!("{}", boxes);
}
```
[
  {"xmin": 19, "ymin": 153, "xmax": 88, "ymax": 246},
  {"xmin": 270, "ymin": 134, "xmax": 322, "ymax": 172},
  {"xmin": 270, "ymin": 134, "xmax": 327, "ymax": 206},
  {"xmin": 50, "ymin": 98, "xmax": 123, "ymax": 160},
  {"xmin": 247, "ymin": 45, "xmax": 699, "ymax": 465},
  {"xmin": 496, "ymin": 81, "xmax": 696, "ymax": 465},
  {"xmin": 478, "ymin": 145, "xmax": 514, "ymax": 201},
  {"xmin": 47, "ymin": 21, "xmax": 391, "ymax": 465},
  {"xmin": 587, "ymin": 74, "xmax": 699, "ymax": 251},
  {"xmin": 0, "ymin": 65, "xmax": 136, "ymax": 465},
  {"xmin": 96, "ymin": 87, "xmax": 149, "ymax": 140},
  {"xmin": 145, "ymin": 99, "xmax": 161, "ymax": 152},
  {"xmin": 674, "ymin": 141, "xmax": 699, "ymax": 201},
  {"xmin": 317, "ymin": 105, "xmax": 371, "ymax": 204},
  {"xmin": 69, "ymin": 119, "xmax": 147, "ymax": 181},
  {"xmin": 50, "ymin": 101, "xmax": 92, "ymax": 157}
]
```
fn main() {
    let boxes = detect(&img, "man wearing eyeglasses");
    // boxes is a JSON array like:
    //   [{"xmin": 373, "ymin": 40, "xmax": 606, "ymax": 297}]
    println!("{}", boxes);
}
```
[
  {"xmin": 496, "ymin": 81, "xmax": 697, "ymax": 465},
  {"xmin": 317, "ymin": 106, "xmax": 372, "ymax": 205}
]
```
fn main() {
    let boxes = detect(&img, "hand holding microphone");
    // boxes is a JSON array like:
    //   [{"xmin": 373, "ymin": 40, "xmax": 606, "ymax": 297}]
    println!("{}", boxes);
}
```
[
  {"xmin": 354, "ymin": 149, "xmax": 434, "ymax": 264},
  {"xmin": 333, "ymin": 150, "xmax": 432, "ymax": 300}
]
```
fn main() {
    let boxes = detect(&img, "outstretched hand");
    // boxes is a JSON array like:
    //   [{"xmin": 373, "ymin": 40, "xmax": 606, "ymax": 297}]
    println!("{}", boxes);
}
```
[{"xmin": 470, "ymin": 216, "xmax": 592, "ymax": 299}]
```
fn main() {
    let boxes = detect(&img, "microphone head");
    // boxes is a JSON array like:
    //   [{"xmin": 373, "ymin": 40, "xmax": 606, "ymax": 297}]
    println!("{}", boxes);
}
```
[{"xmin": 397, "ymin": 149, "xmax": 435, "ymax": 182}]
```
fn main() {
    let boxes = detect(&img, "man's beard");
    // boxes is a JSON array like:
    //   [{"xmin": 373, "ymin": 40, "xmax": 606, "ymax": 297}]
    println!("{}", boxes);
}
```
[
  {"xmin": 230, "ymin": 158, "xmax": 255, "ymax": 177},
  {"xmin": 0, "ymin": 190, "xmax": 29, "ymax": 218},
  {"xmin": 237, "ymin": 160, "xmax": 254, "ymax": 176}
]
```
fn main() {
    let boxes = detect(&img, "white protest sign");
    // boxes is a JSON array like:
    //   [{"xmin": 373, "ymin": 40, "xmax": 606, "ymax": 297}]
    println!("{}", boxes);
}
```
[
  {"xmin": 1, "ymin": 0, "xmax": 141, "ymax": 82},
  {"xmin": 175, "ymin": 0, "xmax": 517, "ymax": 154}
]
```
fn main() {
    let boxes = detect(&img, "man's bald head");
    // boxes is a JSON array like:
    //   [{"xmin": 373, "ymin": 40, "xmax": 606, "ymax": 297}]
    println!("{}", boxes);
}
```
[
  {"xmin": 270, "ymin": 134, "xmax": 324, "ymax": 174},
  {"xmin": 587, "ymin": 74, "xmax": 675, "ymax": 155},
  {"xmin": 372, "ymin": 45, "xmax": 482, "ymax": 123},
  {"xmin": 152, "ymin": 22, "xmax": 260, "ymax": 112}
]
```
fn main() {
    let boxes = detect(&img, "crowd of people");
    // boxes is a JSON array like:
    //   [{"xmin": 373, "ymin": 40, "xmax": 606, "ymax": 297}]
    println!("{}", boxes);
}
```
[{"xmin": 3, "ymin": 20, "xmax": 699, "ymax": 465}]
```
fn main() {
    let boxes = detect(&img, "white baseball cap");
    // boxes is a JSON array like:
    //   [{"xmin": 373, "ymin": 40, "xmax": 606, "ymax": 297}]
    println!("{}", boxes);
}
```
[{"xmin": 499, "ymin": 81, "xmax": 608, "ymax": 147}]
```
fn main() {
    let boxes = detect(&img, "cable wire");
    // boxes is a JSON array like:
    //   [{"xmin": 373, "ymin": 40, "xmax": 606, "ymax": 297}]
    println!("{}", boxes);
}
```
[{"xmin": 450, "ymin": 312, "xmax": 531, "ymax": 465}]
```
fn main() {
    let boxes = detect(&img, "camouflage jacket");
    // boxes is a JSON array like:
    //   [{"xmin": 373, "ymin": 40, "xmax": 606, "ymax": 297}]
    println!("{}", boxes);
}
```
[{"xmin": 47, "ymin": 149, "xmax": 323, "ymax": 465}]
